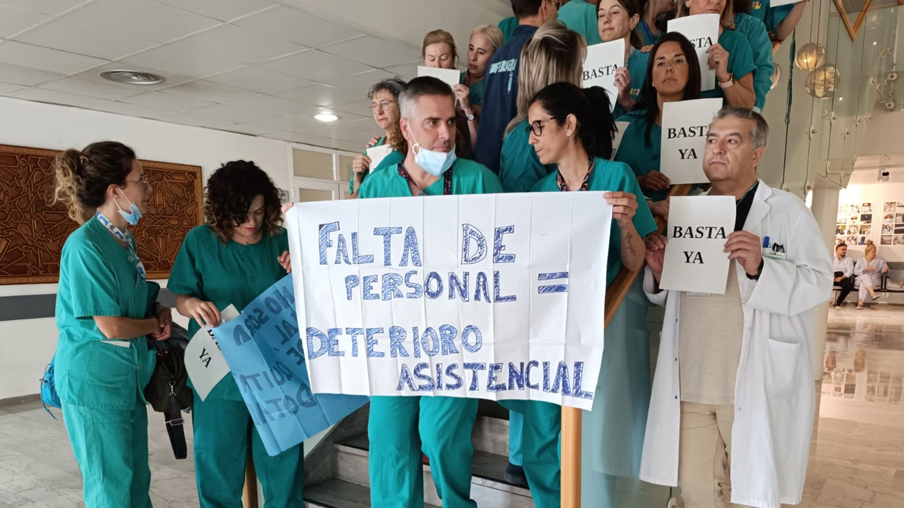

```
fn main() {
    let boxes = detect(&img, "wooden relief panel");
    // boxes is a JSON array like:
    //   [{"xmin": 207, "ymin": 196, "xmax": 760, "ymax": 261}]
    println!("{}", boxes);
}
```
[{"xmin": 0, "ymin": 144, "xmax": 203, "ymax": 285}]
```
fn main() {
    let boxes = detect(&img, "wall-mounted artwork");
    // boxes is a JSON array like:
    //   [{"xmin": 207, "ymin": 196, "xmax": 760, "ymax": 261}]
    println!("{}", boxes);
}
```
[{"xmin": 0, "ymin": 143, "xmax": 203, "ymax": 285}]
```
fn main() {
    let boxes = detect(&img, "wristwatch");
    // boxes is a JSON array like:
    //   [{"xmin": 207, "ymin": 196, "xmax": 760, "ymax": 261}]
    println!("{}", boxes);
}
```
[
  {"xmin": 466, "ymin": 112, "xmax": 476, "ymax": 122},
  {"xmin": 718, "ymin": 73, "xmax": 735, "ymax": 89}
]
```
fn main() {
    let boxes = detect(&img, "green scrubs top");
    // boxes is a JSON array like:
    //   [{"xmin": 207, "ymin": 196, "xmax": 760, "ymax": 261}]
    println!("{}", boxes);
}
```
[
  {"xmin": 460, "ymin": 71, "xmax": 485, "ymax": 107},
  {"xmin": 55, "ymin": 217, "xmax": 154, "ymax": 410},
  {"xmin": 531, "ymin": 157, "xmax": 657, "ymax": 286},
  {"xmin": 358, "ymin": 158, "xmax": 503, "ymax": 198},
  {"xmin": 499, "ymin": 119, "xmax": 555, "ymax": 193},
  {"xmin": 735, "ymin": 12, "xmax": 775, "ymax": 111},
  {"xmin": 636, "ymin": 19, "xmax": 661, "ymax": 47},
  {"xmin": 614, "ymin": 111, "xmax": 668, "ymax": 202},
  {"xmin": 700, "ymin": 29, "xmax": 757, "ymax": 104},
  {"xmin": 352, "ymin": 137, "xmax": 402, "ymax": 194},
  {"xmin": 498, "ymin": 16, "xmax": 518, "ymax": 42},
  {"xmin": 748, "ymin": 0, "xmax": 795, "ymax": 34},
  {"xmin": 558, "ymin": 0, "xmax": 603, "ymax": 45},
  {"xmin": 167, "ymin": 225, "xmax": 289, "ymax": 401},
  {"xmin": 613, "ymin": 49, "xmax": 651, "ymax": 119}
]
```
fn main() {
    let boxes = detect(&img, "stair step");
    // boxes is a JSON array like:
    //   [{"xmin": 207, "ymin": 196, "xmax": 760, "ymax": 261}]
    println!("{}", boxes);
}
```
[
  {"xmin": 304, "ymin": 478, "xmax": 442, "ymax": 508},
  {"xmin": 336, "ymin": 433, "xmax": 533, "ymax": 507}
]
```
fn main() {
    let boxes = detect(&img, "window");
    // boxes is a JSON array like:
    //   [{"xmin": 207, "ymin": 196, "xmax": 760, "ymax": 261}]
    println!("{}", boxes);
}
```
[{"xmin": 290, "ymin": 145, "xmax": 356, "ymax": 203}]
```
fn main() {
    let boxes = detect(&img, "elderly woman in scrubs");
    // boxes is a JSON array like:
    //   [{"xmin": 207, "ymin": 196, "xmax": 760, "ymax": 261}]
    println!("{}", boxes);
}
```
[
  {"xmin": 528, "ymin": 82, "xmax": 658, "ymax": 508},
  {"xmin": 168, "ymin": 161, "xmax": 302, "ymax": 508},
  {"xmin": 615, "ymin": 32, "xmax": 702, "ymax": 219},
  {"xmin": 678, "ymin": 0, "xmax": 757, "ymax": 108},
  {"xmin": 350, "ymin": 77, "xmax": 407, "ymax": 198},
  {"xmin": 598, "ymin": 0, "xmax": 650, "ymax": 118},
  {"xmin": 498, "ymin": 22, "xmax": 587, "ymax": 194},
  {"xmin": 53, "ymin": 141, "xmax": 172, "ymax": 508}
]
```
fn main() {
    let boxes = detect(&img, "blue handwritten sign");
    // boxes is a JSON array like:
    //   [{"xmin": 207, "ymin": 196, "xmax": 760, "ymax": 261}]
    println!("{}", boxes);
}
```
[{"xmin": 213, "ymin": 275, "xmax": 369, "ymax": 456}]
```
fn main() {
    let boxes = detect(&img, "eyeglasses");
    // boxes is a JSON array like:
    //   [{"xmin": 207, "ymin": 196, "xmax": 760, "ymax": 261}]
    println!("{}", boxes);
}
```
[
  {"xmin": 525, "ymin": 118, "xmax": 561, "ymax": 136},
  {"xmin": 369, "ymin": 100, "xmax": 397, "ymax": 112},
  {"xmin": 125, "ymin": 174, "xmax": 149, "ymax": 189}
]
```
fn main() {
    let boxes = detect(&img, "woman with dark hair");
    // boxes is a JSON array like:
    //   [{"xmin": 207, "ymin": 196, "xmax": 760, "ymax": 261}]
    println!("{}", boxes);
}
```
[
  {"xmin": 168, "ymin": 161, "xmax": 302, "ymax": 508},
  {"xmin": 53, "ymin": 141, "xmax": 171, "ymax": 507},
  {"xmin": 615, "ymin": 32, "xmax": 702, "ymax": 217},
  {"xmin": 351, "ymin": 77, "xmax": 406, "ymax": 198},
  {"xmin": 528, "ymin": 82, "xmax": 658, "ymax": 508},
  {"xmin": 677, "ymin": 0, "xmax": 756, "ymax": 108},
  {"xmin": 597, "ymin": 0, "xmax": 649, "ymax": 116}
]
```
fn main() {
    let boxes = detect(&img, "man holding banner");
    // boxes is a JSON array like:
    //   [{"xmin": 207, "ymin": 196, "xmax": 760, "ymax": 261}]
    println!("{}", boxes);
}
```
[
  {"xmin": 358, "ymin": 76, "xmax": 503, "ymax": 508},
  {"xmin": 640, "ymin": 108, "xmax": 832, "ymax": 508}
]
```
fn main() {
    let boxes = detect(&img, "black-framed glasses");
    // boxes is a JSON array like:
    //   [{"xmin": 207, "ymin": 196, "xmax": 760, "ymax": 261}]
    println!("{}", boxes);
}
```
[
  {"xmin": 525, "ymin": 117, "xmax": 561, "ymax": 136},
  {"xmin": 369, "ymin": 100, "xmax": 397, "ymax": 112}
]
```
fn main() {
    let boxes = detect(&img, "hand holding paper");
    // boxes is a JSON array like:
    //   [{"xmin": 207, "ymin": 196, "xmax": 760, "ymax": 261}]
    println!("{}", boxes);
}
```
[
  {"xmin": 604, "ymin": 191, "xmax": 638, "ymax": 226},
  {"xmin": 639, "ymin": 170, "xmax": 671, "ymax": 191},
  {"xmin": 706, "ymin": 43, "xmax": 731, "ymax": 83},
  {"xmin": 644, "ymin": 234, "xmax": 668, "ymax": 284},
  {"xmin": 365, "ymin": 144, "xmax": 393, "ymax": 173},
  {"xmin": 724, "ymin": 230, "xmax": 763, "ymax": 277},
  {"xmin": 668, "ymin": 14, "xmax": 720, "ymax": 91}
]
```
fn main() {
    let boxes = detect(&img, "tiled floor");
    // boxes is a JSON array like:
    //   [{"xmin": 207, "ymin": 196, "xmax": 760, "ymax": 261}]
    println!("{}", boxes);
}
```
[{"xmin": 3, "ymin": 304, "xmax": 904, "ymax": 507}]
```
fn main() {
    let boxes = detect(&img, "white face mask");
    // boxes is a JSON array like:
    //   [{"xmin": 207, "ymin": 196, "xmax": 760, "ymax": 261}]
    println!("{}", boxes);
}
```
[
  {"xmin": 115, "ymin": 188, "xmax": 143, "ymax": 226},
  {"xmin": 411, "ymin": 132, "xmax": 456, "ymax": 177}
]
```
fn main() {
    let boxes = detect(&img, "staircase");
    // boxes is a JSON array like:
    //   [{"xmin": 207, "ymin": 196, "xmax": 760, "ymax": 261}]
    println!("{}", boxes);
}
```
[{"xmin": 302, "ymin": 400, "xmax": 533, "ymax": 508}]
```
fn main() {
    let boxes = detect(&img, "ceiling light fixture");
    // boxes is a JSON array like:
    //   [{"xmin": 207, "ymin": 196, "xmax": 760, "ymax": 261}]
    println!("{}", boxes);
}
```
[
  {"xmin": 314, "ymin": 113, "xmax": 339, "ymax": 122},
  {"xmin": 99, "ymin": 70, "xmax": 166, "ymax": 85}
]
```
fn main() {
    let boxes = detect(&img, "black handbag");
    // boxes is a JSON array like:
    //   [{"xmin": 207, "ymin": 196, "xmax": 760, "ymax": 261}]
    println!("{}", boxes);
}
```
[{"xmin": 143, "ymin": 283, "xmax": 193, "ymax": 459}]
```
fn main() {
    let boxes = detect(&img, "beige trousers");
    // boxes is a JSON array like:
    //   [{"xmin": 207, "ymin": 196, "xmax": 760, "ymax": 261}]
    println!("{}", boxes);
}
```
[{"xmin": 678, "ymin": 402, "xmax": 754, "ymax": 508}]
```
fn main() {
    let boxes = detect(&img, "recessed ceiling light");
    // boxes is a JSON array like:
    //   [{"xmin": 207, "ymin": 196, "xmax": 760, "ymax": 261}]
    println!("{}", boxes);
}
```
[
  {"xmin": 314, "ymin": 113, "xmax": 338, "ymax": 122},
  {"xmin": 99, "ymin": 70, "xmax": 165, "ymax": 85}
]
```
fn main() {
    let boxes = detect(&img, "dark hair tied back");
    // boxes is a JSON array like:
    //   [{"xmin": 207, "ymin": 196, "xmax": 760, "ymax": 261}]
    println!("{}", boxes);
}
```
[
  {"xmin": 530, "ymin": 82, "xmax": 616, "ymax": 160},
  {"xmin": 53, "ymin": 141, "xmax": 136, "ymax": 223}
]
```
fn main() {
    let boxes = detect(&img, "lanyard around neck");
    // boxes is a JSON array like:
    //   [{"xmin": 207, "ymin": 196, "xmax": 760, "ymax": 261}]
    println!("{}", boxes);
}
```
[{"xmin": 95, "ymin": 211, "xmax": 147, "ymax": 282}]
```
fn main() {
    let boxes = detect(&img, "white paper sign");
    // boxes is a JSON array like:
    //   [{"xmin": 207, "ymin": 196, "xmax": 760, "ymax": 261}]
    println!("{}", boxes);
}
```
[
  {"xmin": 184, "ymin": 304, "xmax": 240, "ymax": 401},
  {"xmin": 583, "ymin": 39, "xmax": 625, "ymax": 111},
  {"xmin": 417, "ymin": 66, "xmax": 461, "ymax": 89},
  {"xmin": 286, "ymin": 193, "xmax": 612, "ymax": 410},
  {"xmin": 660, "ymin": 98, "xmax": 723, "ymax": 184},
  {"xmin": 612, "ymin": 121, "xmax": 630, "ymax": 157},
  {"xmin": 769, "ymin": 0, "xmax": 804, "ymax": 6},
  {"xmin": 668, "ymin": 14, "xmax": 720, "ymax": 91},
  {"xmin": 365, "ymin": 144, "xmax": 393, "ymax": 171},
  {"xmin": 659, "ymin": 196, "xmax": 736, "ymax": 294}
]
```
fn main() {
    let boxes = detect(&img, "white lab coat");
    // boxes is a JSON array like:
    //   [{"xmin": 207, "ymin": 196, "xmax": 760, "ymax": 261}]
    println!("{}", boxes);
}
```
[{"xmin": 639, "ymin": 181, "xmax": 833, "ymax": 508}]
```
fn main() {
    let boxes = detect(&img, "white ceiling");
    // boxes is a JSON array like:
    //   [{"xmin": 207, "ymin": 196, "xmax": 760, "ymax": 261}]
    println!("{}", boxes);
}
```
[
  {"xmin": 848, "ymin": 154, "xmax": 904, "ymax": 185},
  {"xmin": 0, "ymin": 0, "xmax": 508, "ymax": 153}
]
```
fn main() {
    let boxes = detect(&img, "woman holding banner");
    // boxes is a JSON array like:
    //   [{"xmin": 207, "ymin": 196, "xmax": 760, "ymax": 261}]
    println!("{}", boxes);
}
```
[
  {"xmin": 527, "ymin": 81, "xmax": 657, "ymax": 508},
  {"xmin": 52, "ymin": 141, "xmax": 170, "ymax": 508},
  {"xmin": 597, "ymin": 0, "xmax": 649, "ymax": 117},
  {"xmin": 498, "ymin": 22, "xmax": 587, "ymax": 193},
  {"xmin": 350, "ymin": 77, "xmax": 407, "ymax": 198},
  {"xmin": 167, "ymin": 161, "xmax": 303, "ymax": 508},
  {"xmin": 615, "ymin": 32, "xmax": 702, "ymax": 217},
  {"xmin": 677, "ymin": 0, "xmax": 756, "ymax": 108}
]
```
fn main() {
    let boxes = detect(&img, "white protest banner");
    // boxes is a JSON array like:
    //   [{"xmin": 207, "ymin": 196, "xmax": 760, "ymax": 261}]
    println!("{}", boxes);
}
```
[
  {"xmin": 770, "ymin": 0, "xmax": 803, "ymax": 6},
  {"xmin": 668, "ymin": 13, "xmax": 720, "ymax": 91},
  {"xmin": 659, "ymin": 196, "xmax": 736, "ymax": 294},
  {"xmin": 417, "ymin": 66, "xmax": 461, "ymax": 89},
  {"xmin": 612, "ymin": 121, "xmax": 630, "ymax": 158},
  {"xmin": 366, "ymin": 144, "xmax": 393, "ymax": 171},
  {"xmin": 184, "ymin": 305, "xmax": 241, "ymax": 401},
  {"xmin": 583, "ymin": 39, "xmax": 625, "ymax": 111},
  {"xmin": 286, "ymin": 193, "xmax": 611, "ymax": 410},
  {"xmin": 660, "ymin": 98, "xmax": 722, "ymax": 184}
]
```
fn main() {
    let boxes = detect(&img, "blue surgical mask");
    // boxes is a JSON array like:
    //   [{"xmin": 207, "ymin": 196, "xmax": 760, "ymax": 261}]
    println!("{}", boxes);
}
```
[
  {"xmin": 115, "ymin": 189, "xmax": 143, "ymax": 226},
  {"xmin": 412, "ymin": 134, "xmax": 456, "ymax": 177}
]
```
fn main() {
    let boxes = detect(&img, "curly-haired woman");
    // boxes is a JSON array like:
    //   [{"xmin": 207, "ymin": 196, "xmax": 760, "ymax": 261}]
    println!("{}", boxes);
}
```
[{"xmin": 167, "ymin": 160, "xmax": 301, "ymax": 508}]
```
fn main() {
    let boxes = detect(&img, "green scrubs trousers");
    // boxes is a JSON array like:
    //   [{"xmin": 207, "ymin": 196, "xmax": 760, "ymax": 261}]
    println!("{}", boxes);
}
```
[
  {"xmin": 368, "ymin": 396, "xmax": 479, "ymax": 508},
  {"xmin": 192, "ymin": 394, "xmax": 304, "ymax": 508},
  {"xmin": 500, "ymin": 400, "xmax": 562, "ymax": 508}
]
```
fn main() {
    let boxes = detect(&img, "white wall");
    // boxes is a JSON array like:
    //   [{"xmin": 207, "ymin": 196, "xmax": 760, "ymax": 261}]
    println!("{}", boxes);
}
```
[
  {"xmin": 0, "ymin": 96, "xmax": 295, "ymax": 400},
  {"xmin": 838, "ymin": 182, "xmax": 904, "ymax": 262}
]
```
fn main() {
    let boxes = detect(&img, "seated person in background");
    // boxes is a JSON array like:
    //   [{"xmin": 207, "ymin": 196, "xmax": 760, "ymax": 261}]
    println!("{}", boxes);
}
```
[
  {"xmin": 350, "ymin": 78, "xmax": 406, "ymax": 198},
  {"xmin": 832, "ymin": 242, "xmax": 855, "ymax": 308},
  {"xmin": 614, "ymin": 32, "xmax": 702, "ymax": 219},
  {"xmin": 855, "ymin": 240, "xmax": 889, "ymax": 310},
  {"xmin": 677, "ymin": 0, "xmax": 757, "ymax": 109}
]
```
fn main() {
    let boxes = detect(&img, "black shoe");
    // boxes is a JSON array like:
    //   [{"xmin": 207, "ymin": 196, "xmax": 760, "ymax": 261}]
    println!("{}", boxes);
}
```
[{"xmin": 504, "ymin": 462, "xmax": 528, "ymax": 487}]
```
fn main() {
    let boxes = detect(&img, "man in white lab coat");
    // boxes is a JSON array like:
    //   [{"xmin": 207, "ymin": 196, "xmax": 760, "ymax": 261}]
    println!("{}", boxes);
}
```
[{"xmin": 640, "ymin": 108, "xmax": 833, "ymax": 508}]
